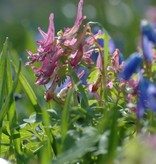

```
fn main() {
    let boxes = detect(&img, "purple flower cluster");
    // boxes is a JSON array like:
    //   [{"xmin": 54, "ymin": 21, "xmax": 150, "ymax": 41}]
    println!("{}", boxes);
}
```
[{"xmin": 26, "ymin": 0, "xmax": 104, "ymax": 103}]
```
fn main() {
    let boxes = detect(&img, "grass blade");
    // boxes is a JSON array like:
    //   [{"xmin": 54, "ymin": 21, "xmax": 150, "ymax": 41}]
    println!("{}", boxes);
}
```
[
  {"xmin": 11, "ymin": 62, "xmax": 42, "ymax": 113},
  {"xmin": 0, "ymin": 38, "xmax": 8, "ymax": 109},
  {"xmin": 68, "ymin": 64, "xmax": 89, "ymax": 109},
  {"xmin": 6, "ymin": 57, "xmax": 23, "ymax": 162},
  {"xmin": 61, "ymin": 89, "xmax": 72, "ymax": 145},
  {"xmin": 0, "ymin": 38, "xmax": 9, "ymax": 155},
  {"xmin": 0, "ymin": 60, "xmax": 21, "ymax": 122}
]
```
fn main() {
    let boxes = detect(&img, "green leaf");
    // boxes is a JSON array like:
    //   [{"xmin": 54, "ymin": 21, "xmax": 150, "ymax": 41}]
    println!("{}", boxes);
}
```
[
  {"xmin": 68, "ymin": 63, "xmax": 89, "ymax": 109},
  {"xmin": 0, "ymin": 60, "xmax": 21, "ymax": 123},
  {"xmin": 6, "ymin": 52, "xmax": 23, "ymax": 158},
  {"xmin": 23, "ymin": 113, "xmax": 42, "ymax": 123},
  {"xmin": 11, "ymin": 62, "xmax": 42, "ymax": 113},
  {"xmin": 53, "ymin": 127, "xmax": 99, "ymax": 164},
  {"xmin": 0, "ymin": 38, "xmax": 8, "ymax": 109},
  {"xmin": 61, "ymin": 89, "xmax": 72, "ymax": 145},
  {"xmin": 87, "ymin": 68, "xmax": 99, "ymax": 84}
]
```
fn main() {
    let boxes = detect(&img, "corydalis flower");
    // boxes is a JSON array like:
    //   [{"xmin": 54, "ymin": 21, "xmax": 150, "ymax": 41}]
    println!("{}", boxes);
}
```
[
  {"xmin": 26, "ymin": 13, "xmax": 61, "ymax": 85},
  {"xmin": 37, "ymin": 13, "xmax": 55, "ymax": 49},
  {"xmin": 61, "ymin": 0, "xmax": 86, "ymax": 40},
  {"xmin": 26, "ymin": 0, "xmax": 97, "ymax": 102},
  {"xmin": 107, "ymin": 49, "xmax": 123, "ymax": 73}
]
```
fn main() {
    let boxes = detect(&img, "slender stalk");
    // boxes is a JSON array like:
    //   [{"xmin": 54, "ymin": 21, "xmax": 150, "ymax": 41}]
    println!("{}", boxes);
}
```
[{"xmin": 87, "ymin": 26, "xmax": 106, "ymax": 106}]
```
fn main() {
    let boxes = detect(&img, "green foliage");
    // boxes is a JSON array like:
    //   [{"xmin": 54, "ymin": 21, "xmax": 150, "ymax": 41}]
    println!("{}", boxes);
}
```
[
  {"xmin": 87, "ymin": 68, "xmax": 99, "ymax": 84},
  {"xmin": 0, "ymin": 33, "xmax": 156, "ymax": 164}
]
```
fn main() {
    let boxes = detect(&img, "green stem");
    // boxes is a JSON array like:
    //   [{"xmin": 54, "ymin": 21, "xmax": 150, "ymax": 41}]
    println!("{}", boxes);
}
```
[{"xmin": 145, "ymin": 61, "xmax": 152, "ymax": 80}]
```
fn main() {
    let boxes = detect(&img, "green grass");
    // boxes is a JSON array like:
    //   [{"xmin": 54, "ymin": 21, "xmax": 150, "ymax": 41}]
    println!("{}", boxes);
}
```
[{"xmin": 0, "ymin": 36, "xmax": 156, "ymax": 164}]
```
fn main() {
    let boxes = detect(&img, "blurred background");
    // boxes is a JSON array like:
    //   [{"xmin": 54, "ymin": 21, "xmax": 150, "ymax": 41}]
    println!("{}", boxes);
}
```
[{"xmin": 0, "ymin": 0, "xmax": 156, "ymax": 56}]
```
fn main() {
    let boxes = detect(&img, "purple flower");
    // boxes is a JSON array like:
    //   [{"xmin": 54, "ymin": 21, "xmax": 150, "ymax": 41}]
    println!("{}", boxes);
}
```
[
  {"xmin": 26, "ymin": 13, "xmax": 62, "ymax": 85},
  {"xmin": 119, "ymin": 52, "xmax": 143, "ymax": 81},
  {"xmin": 61, "ymin": 0, "xmax": 86, "ymax": 40},
  {"xmin": 26, "ymin": 14, "xmax": 56, "ymax": 67},
  {"xmin": 107, "ymin": 49, "xmax": 123, "ymax": 73},
  {"xmin": 37, "ymin": 13, "xmax": 55, "ymax": 48},
  {"xmin": 26, "ymin": 0, "xmax": 98, "ymax": 102},
  {"xmin": 32, "ymin": 48, "xmax": 63, "ymax": 85}
]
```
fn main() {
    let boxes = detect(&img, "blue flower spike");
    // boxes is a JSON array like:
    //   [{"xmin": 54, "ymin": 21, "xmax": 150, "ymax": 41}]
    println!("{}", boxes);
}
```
[
  {"xmin": 141, "ymin": 20, "xmax": 156, "ymax": 45},
  {"xmin": 142, "ymin": 35, "xmax": 153, "ymax": 63},
  {"xmin": 119, "ymin": 52, "xmax": 143, "ymax": 81},
  {"xmin": 137, "ymin": 77, "xmax": 156, "ymax": 118}
]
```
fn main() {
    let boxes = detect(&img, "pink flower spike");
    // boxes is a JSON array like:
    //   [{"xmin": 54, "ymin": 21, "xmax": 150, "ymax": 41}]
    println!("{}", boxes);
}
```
[
  {"xmin": 38, "ymin": 27, "xmax": 47, "ymax": 40},
  {"xmin": 46, "ymin": 13, "xmax": 55, "ymax": 44},
  {"xmin": 62, "ymin": 0, "xmax": 86, "ymax": 40},
  {"xmin": 112, "ymin": 49, "xmax": 120, "ymax": 70},
  {"xmin": 96, "ymin": 52, "xmax": 103, "ymax": 69},
  {"xmin": 74, "ymin": 0, "xmax": 85, "ymax": 27},
  {"xmin": 70, "ymin": 44, "xmax": 83, "ymax": 66},
  {"xmin": 37, "ymin": 13, "xmax": 55, "ymax": 47},
  {"xmin": 107, "ymin": 66, "xmax": 116, "ymax": 72},
  {"xmin": 25, "ymin": 50, "xmax": 40, "ymax": 65}
]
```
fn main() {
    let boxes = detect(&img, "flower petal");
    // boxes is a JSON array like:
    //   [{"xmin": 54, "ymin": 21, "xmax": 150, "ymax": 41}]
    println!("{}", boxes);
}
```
[
  {"xmin": 141, "ymin": 20, "xmax": 156, "ymax": 45},
  {"xmin": 119, "ymin": 52, "xmax": 143, "ymax": 80},
  {"xmin": 142, "ymin": 35, "xmax": 153, "ymax": 62}
]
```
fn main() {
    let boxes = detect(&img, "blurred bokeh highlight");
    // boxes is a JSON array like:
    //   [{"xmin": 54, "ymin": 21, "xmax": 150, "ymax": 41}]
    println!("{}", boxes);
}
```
[{"xmin": 0, "ymin": 0, "xmax": 156, "ymax": 56}]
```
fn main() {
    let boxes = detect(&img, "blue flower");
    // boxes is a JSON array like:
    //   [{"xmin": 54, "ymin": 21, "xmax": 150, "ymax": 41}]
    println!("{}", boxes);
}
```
[
  {"xmin": 142, "ymin": 35, "xmax": 153, "ymax": 62},
  {"xmin": 137, "ymin": 77, "xmax": 156, "ymax": 118},
  {"xmin": 141, "ymin": 20, "xmax": 156, "ymax": 45},
  {"xmin": 147, "ymin": 83, "xmax": 156, "ymax": 112},
  {"xmin": 119, "ymin": 52, "xmax": 143, "ymax": 81},
  {"xmin": 137, "ymin": 77, "xmax": 149, "ymax": 118},
  {"xmin": 119, "ymin": 51, "xmax": 124, "ymax": 65}
]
